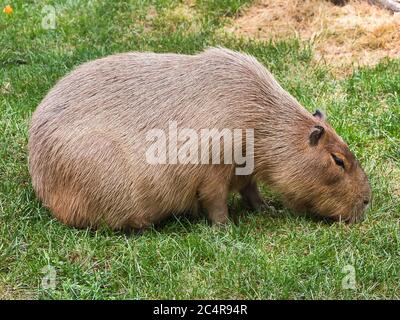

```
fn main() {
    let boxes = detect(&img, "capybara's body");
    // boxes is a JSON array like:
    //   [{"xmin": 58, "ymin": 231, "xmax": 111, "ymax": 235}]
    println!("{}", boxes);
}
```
[{"xmin": 29, "ymin": 48, "xmax": 371, "ymax": 229}]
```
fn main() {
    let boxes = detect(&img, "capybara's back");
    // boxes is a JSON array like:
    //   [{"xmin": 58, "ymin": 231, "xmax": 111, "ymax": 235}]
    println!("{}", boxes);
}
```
[{"xmin": 29, "ymin": 48, "xmax": 371, "ymax": 229}]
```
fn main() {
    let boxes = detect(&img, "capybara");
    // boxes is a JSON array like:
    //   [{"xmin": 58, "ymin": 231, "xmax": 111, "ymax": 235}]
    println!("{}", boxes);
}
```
[{"xmin": 28, "ymin": 48, "xmax": 371, "ymax": 229}]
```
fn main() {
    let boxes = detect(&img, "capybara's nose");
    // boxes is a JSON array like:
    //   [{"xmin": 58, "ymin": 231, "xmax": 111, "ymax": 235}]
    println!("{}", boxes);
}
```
[
  {"xmin": 347, "ymin": 212, "xmax": 364, "ymax": 224},
  {"xmin": 347, "ymin": 213, "xmax": 364, "ymax": 224}
]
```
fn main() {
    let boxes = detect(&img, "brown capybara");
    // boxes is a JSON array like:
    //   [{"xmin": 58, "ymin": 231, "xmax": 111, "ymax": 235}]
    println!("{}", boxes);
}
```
[{"xmin": 28, "ymin": 48, "xmax": 371, "ymax": 229}]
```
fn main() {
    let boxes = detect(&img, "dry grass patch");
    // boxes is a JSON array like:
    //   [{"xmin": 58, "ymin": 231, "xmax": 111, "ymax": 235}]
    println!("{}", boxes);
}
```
[
  {"xmin": 225, "ymin": 0, "xmax": 400, "ymax": 75},
  {"xmin": 0, "ymin": 285, "xmax": 36, "ymax": 299},
  {"xmin": 389, "ymin": 161, "xmax": 400, "ymax": 197}
]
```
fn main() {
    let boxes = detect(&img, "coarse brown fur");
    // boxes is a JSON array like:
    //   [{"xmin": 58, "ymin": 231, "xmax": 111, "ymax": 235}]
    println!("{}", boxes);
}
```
[{"xmin": 28, "ymin": 48, "xmax": 371, "ymax": 229}]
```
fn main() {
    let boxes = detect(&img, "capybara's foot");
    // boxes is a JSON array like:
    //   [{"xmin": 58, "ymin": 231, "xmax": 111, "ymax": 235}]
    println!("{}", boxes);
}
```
[
  {"xmin": 209, "ymin": 210, "xmax": 229, "ymax": 225},
  {"xmin": 240, "ymin": 181, "xmax": 265, "ymax": 212},
  {"xmin": 198, "ymin": 179, "xmax": 229, "ymax": 225}
]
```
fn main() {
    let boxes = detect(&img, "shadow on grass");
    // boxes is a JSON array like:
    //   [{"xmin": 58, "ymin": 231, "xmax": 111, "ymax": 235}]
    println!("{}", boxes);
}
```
[{"xmin": 120, "ymin": 197, "xmax": 340, "ymax": 238}]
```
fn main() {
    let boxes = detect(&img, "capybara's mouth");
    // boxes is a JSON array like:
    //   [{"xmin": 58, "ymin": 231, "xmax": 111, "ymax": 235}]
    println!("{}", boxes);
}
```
[
  {"xmin": 307, "ymin": 207, "xmax": 364, "ymax": 224},
  {"xmin": 329, "ymin": 213, "xmax": 365, "ymax": 224}
]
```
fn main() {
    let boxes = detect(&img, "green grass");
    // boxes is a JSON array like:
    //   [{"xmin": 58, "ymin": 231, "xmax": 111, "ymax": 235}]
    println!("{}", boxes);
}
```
[{"xmin": 0, "ymin": 0, "xmax": 399, "ymax": 299}]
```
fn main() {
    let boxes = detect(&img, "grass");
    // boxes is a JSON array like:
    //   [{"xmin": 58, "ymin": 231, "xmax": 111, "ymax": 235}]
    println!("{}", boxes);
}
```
[
  {"xmin": 0, "ymin": 0, "xmax": 399, "ymax": 299},
  {"xmin": 225, "ymin": 0, "xmax": 400, "ymax": 75}
]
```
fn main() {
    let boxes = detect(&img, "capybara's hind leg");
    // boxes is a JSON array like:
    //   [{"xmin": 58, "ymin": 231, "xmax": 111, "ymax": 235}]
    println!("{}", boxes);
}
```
[
  {"xmin": 240, "ymin": 181, "xmax": 265, "ymax": 211},
  {"xmin": 37, "ymin": 131, "xmax": 136, "ymax": 229},
  {"xmin": 49, "ymin": 184, "xmax": 93, "ymax": 228},
  {"xmin": 198, "ymin": 181, "xmax": 229, "ymax": 225}
]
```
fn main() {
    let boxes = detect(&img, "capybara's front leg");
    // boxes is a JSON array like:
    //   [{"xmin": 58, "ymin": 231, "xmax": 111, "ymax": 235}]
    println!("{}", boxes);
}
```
[
  {"xmin": 199, "ymin": 182, "xmax": 229, "ymax": 225},
  {"xmin": 240, "ymin": 180, "xmax": 265, "ymax": 211}
]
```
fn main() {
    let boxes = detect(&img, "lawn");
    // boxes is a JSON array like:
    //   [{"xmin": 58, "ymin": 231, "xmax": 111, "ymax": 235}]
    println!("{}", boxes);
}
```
[{"xmin": 0, "ymin": 0, "xmax": 399, "ymax": 299}]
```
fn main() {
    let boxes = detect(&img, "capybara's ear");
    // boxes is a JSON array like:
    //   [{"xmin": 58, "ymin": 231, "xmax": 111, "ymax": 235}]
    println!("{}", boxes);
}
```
[
  {"xmin": 309, "ymin": 125, "xmax": 325, "ymax": 146},
  {"xmin": 313, "ymin": 109, "xmax": 325, "ymax": 120}
]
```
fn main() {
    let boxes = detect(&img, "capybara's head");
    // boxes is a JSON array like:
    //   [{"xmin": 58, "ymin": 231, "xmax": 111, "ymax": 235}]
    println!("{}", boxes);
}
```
[{"xmin": 271, "ymin": 110, "xmax": 372, "ymax": 223}]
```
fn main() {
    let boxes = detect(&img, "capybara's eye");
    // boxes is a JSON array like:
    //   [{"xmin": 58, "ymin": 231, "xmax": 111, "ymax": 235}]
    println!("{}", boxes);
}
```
[{"xmin": 331, "ymin": 153, "xmax": 345, "ymax": 169}]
